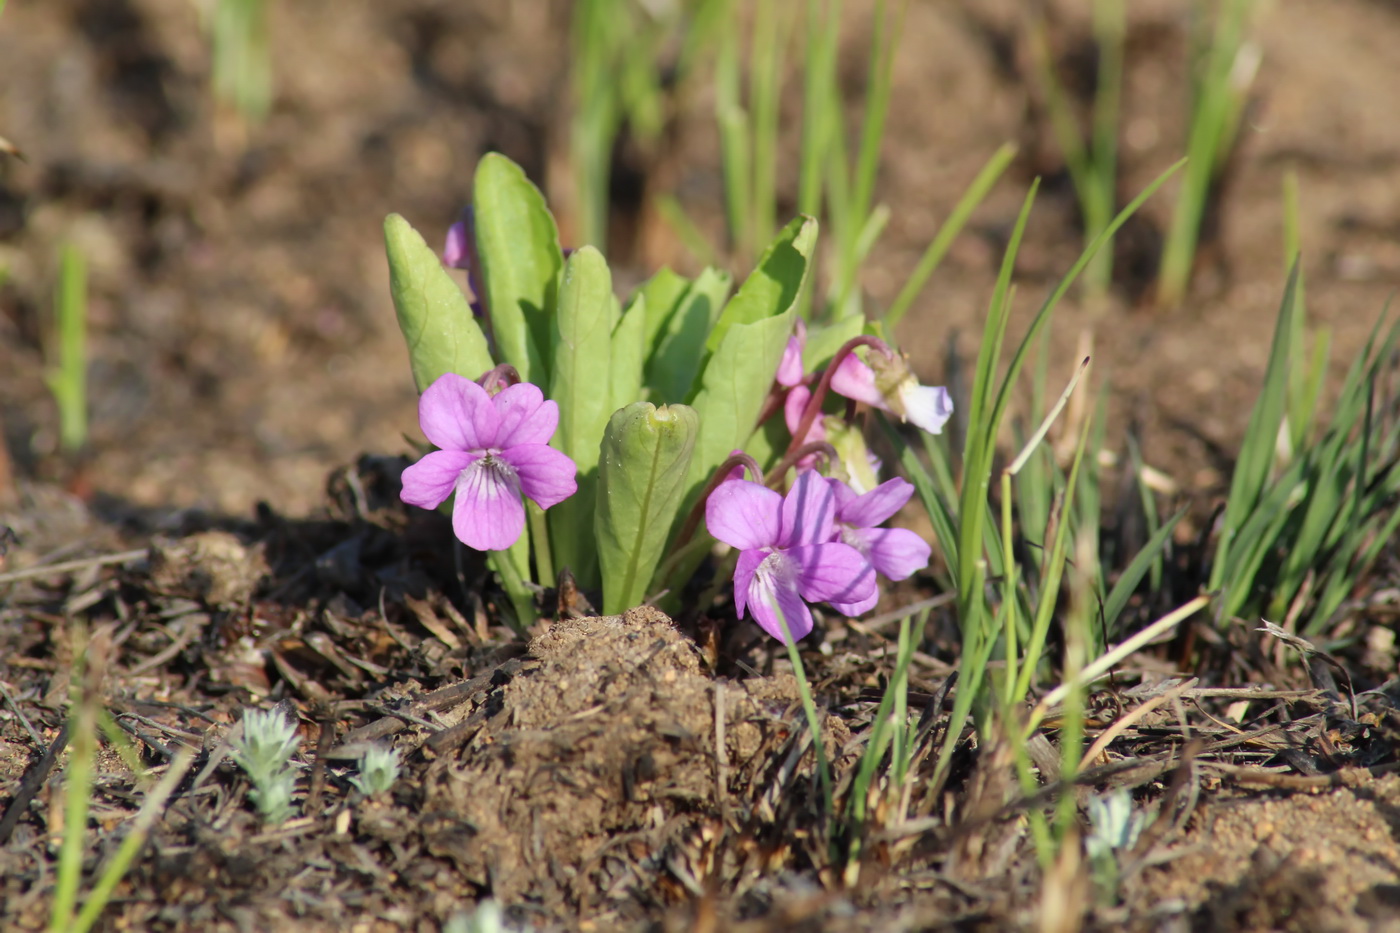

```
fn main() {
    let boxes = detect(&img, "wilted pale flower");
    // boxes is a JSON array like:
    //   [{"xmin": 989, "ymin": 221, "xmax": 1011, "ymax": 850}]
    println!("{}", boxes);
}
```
[
  {"xmin": 830, "ymin": 352, "xmax": 954, "ymax": 435},
  {"xmin": 400, "ymin": 373, "xmax": 577, "ymax": 551},
  {"xmin": 824, "ymin": 476, "xmax": 931, "ymax": 615},
  {"xmin": 705, "ymin": 471, "xmax": 875, "ymax": 643}
]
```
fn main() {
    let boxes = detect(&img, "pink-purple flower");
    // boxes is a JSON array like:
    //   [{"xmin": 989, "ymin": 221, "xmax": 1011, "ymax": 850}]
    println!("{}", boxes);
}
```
[
  {"xmin": 705, "ymin": 471, "xmax": 876, "ymax": 643},
  {"xmin": 443, "ymin": 217, "xmax": 471, "ymax": 270},
  {"xmin": 825, "ymin": 477, "xmax": 931, "ymax": 615},
  {"xmin": 776, "ymin": 319, "xmax": 808, "ymax": 388},
  {"xmin": 400, "ymin": 373, "xmax": 577, "ymax": 551}
]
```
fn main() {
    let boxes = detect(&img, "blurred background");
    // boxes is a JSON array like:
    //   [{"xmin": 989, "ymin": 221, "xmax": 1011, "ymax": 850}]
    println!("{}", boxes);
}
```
[{"xmin": 1, "ymin": 0, "xmax": 1397, "ymax": 518}]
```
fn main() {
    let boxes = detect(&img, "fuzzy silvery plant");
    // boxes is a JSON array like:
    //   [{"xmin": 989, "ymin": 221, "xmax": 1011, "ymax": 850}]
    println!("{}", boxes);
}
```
[
  {"xmin": 349, "ymin": 745, "xmax": 402, "ymax": 798},
  {"xmin": 385, "ymin": 153, "xmax": 951, "ymax": 638},
  {"xmin": 231, "ymin": 708, "xmax": 299, "ymax": 824}
]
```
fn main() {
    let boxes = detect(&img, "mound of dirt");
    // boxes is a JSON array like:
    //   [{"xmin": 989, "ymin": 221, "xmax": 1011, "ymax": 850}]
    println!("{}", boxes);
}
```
[{"xmin": 417, "ymin": 607, "xmax": 839, "ymax": 917}]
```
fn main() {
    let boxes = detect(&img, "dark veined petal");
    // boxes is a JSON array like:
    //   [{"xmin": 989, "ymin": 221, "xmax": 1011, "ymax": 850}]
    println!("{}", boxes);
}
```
[
  {"xmin": 451, "ymin": 454, "xmax": 526, "ymax": 551},
  {"xmin": 744, "ymin": 551, "xmax": 814, "ymax": 643},
  {"xmin": 731, "ymin": 547, "xmax": 768, "ymax": 622}
]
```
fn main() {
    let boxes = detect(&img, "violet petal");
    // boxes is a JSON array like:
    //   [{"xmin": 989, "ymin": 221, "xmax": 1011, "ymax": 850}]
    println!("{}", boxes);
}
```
[
  {"xmin": 419, "ymin": 374, "xmax": 496, "ymax": 452},
  {"xmin": 732, "ymin": 547, "xmax": 767, "ymax": 621},
  {"xmin": 778, "ymin": 470, "xmax": 838, "ymax": 548},
  {"xmin": 706, "ymin": 480, "xmax": 783, "ymax": 551},
  {"xmin": 837, "ymin": 477, "xmax": 915, "ymax": 528},
  {"xmin": 493, "ymin": 382, "xmax": 557, "ymax": 447},
  {"xmin": 745, "ymin": 552, "xmax": 815, "ymax": 643},
  {"xmin": 860, "ymin": 527, "xmax": 931, "ymax": 581},
  {"xmin": 399, "ymin": 449, "xmax": 478, "ymax": 510},
  {"xmin": 791, "ymin": 542, "xmax": 876, "ymax": 610},
  {"xmin": 499, "ymin": 443, "xmax": 578, "ymax": 510},
  {"xmin": 829, "ymin": 354, "xmax": 886, "ymax": 409},
  {"xmin": 451, "ymin": 455, "xmax": 526, "ymax": 551}
]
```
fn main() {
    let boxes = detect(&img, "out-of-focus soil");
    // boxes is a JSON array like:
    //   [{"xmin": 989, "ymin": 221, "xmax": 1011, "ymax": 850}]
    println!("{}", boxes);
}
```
[
  {"xmin": 1131, "ymin": 777, "xmax": 1400, "ymax": 932},
  {"xmin": 3, "ymin": 0, "xmax": 1398, "ymax": 515},
  {"xmin": 3, "ymin": 0, "xmax": 1400, "ymax": 930}
]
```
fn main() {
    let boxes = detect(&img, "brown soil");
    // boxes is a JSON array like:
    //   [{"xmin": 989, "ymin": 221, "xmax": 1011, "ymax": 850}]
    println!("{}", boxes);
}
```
[{"xmin": 3, "ymin": 0, "xmax": 1400, "ymax": 930}]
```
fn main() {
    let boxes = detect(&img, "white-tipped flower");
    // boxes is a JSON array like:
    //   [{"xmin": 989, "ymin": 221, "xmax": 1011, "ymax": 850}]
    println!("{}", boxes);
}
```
[
  {"xmin": 350, "ymin": 745, "xmax": 402, "ymax": 797},
  {"xmin": 830, "ymin": 351, "xmax": 953, "ymax": 436}
]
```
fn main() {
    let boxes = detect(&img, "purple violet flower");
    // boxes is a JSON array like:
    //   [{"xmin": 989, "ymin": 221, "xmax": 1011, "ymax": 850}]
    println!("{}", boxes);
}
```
[
  {"xmin": 776, "ymin": 319, "xmax": 808, "ymax": 388},
  {"xmin": 400, "ymin": 373, "xmax": 577, "ymax": 551},
  {"xmin": 443, "ymin": 218, "xmax": 471, "ymax": 270},
  {"xmin": 831, "ymin": 353, "xmax": 954, "ymax": 435},
  {"xmin": 705, "ymin": 471, "xmax": 876, "ymax": 643},
  {"xmin": 824, "ymin": 477, "xmax": 931, "ymax": 615}
]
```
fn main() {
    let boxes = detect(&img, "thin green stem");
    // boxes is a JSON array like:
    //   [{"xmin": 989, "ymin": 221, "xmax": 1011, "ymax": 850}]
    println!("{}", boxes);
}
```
[
  {"xmin": 50, "ymin": 635, "xmax": 95, "ymax": 933},
  {"xmin": 777, "ymin": 617, "xmax": 834, "ymax": 820},
  {"xmin": 488, "ymin": 548, "xmax": 534, "ymax": 636},
  {"xmin": 71, "ymin": 750, "xmax": 197, "ymax": 933}
]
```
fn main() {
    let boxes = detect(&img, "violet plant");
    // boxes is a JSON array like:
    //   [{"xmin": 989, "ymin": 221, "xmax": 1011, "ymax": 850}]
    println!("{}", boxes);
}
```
[{"xmin": 385, "ymin": 152, "xmax": 951, "ymax": 634}]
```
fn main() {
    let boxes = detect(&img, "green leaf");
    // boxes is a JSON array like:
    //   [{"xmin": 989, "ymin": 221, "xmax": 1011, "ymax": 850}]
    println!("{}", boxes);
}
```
[
  {"xmin": 706, "ymin": 215, "xmax": 817, "ymax": 353},
  {"xmin": 548, "ymin": 246, "xmax": 614, "ymax": 585},
  {"xmin": 596, "ymin": 403, "xmax": 699, "ymax": 613},
  {"xmin": 472, "ymin": 153, "xmax": 563, "ymax": 384},
  {"xmin": 683, "ymin": 310, "xmax": 797, "ymax": 501},
  {"xmin": 632, "ymin": 266, "xmax": 692, "ymax": 354},
  {"xmin": 681, "ymin": 218, "xmax": 817, "ymax": 496},
  {"xmin": 609, "ymin": 294, "xmax": 647, "ymax": 414},
  {"xmin": 647, "ymin": 266, "xmax": 733, "ymax": 402},
  {"xmin": 383, "ymin": 213, "xmax": 493, "ymax": 391}
]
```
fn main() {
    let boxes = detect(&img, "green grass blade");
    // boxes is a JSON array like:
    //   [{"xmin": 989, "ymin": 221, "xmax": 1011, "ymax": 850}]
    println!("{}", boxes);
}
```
[
  {"xmin": 1101, "ymin": 509, "xmax": 1186, "ymax": 636},
  {"xmin": 986, "ymin": 161, "xmax": 1183, "ymax": 438},
  {"xmin": 48, "ymin": 243, "xmax": 88, "ymax": 453},
  {"xmin": 1208, "ymin": 260, "xmax": 1301, "ymax": 597}
]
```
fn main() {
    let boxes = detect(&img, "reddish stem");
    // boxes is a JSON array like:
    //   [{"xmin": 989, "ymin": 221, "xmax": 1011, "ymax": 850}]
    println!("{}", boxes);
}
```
[
  {"xmin": 767, "ymin": 441, "xmax": 840, "ymax": 487},
  {"xmin": 670, "ymin": 452, "xmax": 765, "ymax": 556},
  {"xmin": 783, "ymin": 335, "xmax": 895, "ymax": 466}
]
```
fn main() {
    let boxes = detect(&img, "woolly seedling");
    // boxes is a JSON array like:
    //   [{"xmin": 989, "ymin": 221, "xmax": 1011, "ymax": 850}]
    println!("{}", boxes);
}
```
[
  {"xmin": 231, "ymin": 708, "xmax": 300, "ymax": 824},
  {"xmin": 349, "ymin": 745, "xmax": 402, "ymax": 798}
]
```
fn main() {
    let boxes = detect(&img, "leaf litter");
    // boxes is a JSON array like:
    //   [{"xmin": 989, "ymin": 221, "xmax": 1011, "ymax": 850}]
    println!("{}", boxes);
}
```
[{"xmin": 1, "ymin": 454, "xmax": 1400, "ymax": 932}]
